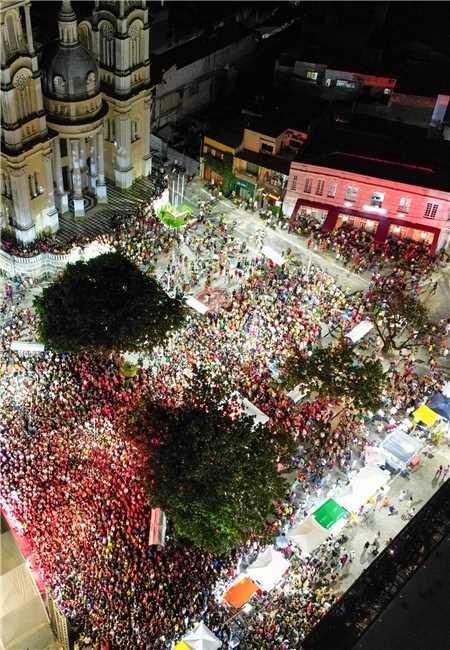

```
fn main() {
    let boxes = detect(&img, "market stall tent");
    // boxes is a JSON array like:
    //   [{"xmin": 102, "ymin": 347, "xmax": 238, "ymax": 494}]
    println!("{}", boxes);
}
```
[
  {"xmin": 345, "ymin": 320, "xmax": 374, "ymax": 344},
  {"xmin": 335, "ymin": 466, "xmax": 390, "ymax": 512},
  {"xmin": 246, "ymin": 546, "xmax": 290, "ymax": 591},
  {"xmin": 174, "ymin": 642, "xmax": 192, "ymax": 650},
  {"xmin": 428, "ymin": 393, "xmax": 450, "ymax": 421},
  {"xmin": 223, "ymin": 577, "xmax": 258, "ymax": 609},
  {"xmin": 381, "ymin": 429, "xmax": 422, "ymax": 470},
  {"xmin": 287, "ymin": 516, "xmax": 330, "ymax": 554},
  {"xmin": 182, "ymin": 621, "xmax": 222, "ymax": 650},
  {"xmin": 313, "ymin": 498, "xmax": 348, "ymax": 529},
  {"xmin": 413, "ymin": 404, "xmax": 439, "ymax": 427}
]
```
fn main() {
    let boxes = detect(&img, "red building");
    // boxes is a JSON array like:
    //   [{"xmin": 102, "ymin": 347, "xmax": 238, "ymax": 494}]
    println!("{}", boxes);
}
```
[{"xmin": 283, "ymin": 124, "xmax": 450, "ymax": 254}]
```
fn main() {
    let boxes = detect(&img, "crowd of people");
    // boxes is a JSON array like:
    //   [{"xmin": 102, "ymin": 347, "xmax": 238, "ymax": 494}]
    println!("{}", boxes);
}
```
[
  {"xmin": 291, "ymin": 211, "xmax": 448, "ymax": 277},
  {"xmin": 1, "ymin": 173, "xmax": 448, "ymax": 649}
]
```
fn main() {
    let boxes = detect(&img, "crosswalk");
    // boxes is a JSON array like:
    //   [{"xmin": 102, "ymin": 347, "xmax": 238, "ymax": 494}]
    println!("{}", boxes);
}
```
[{"xmin": 55, "ymin": 177, "xmax": 159, "ymax": 244}]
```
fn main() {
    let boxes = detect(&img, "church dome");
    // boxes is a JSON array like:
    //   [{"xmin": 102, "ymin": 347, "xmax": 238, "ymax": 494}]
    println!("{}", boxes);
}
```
[{"xmin": 43, "ymin": 43, "xmax": 99, "ymax": 101}]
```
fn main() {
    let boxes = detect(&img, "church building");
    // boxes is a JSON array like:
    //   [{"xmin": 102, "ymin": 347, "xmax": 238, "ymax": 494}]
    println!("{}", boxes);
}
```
[{"xmin": 0, "ymin": 0, "xmax": 152, "ymax": 244}]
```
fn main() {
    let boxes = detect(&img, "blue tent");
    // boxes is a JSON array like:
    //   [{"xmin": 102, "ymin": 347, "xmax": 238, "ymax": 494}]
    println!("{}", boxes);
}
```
[{"xmin": 429, "ymin": 393, "xmax": 450, "ymax": 422}]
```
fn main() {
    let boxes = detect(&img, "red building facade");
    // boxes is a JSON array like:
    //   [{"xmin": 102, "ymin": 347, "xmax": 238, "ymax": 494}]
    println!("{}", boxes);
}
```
[{"xmin": 284, "ymin": 161, "xmax": 450, "ymax": 254}]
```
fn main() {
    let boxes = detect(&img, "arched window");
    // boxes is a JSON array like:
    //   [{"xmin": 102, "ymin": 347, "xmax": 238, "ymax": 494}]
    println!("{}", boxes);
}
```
[
  {"xmin": 129, "ymin": 21, "xmax": 143, "ymax": 67},
  {"xmin": 5, "ymin": 11, "xmax": 23, "ymax": 57},
  {"xmin": 13, "ymin": 69, "xmax": 33, "ymax": 121},
  {"xmin": 86, "ymin": 72, "xmax": 97, "ymax": 94},
  {"xmin": 78, "ymin": 23, "xmax": 93, "ymax": 52},
  {"xmin": 131, "ymin": 119, "xmax": 139, "ymax": 142},
  {"xmin": 53, "ymin": 75, "xmax": 66, "ymax": 96},
  {"xmin": 99, "ymin": 22, "xmax": 115, "ymax": 68}
]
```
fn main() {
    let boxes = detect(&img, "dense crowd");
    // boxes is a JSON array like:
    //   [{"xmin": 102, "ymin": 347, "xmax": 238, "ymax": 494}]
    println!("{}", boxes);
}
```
[
  {"xmin": 291, "ymin": 212, "xmax": 448, "ymax": 277},
  {"xmin": 1, "ymin": 181, "xmax": 448, "ymax": 649}
]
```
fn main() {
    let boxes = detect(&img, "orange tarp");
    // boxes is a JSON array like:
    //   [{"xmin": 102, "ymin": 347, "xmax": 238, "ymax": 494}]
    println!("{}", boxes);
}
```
[{"xmin": 223, "ymin": 577, "xmax": 258, "ymax": 608}]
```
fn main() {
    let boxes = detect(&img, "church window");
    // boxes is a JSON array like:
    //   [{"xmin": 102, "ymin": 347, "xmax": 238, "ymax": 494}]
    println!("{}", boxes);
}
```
[
  {"xmin": 131, "ymin": 120, "xmax": 139, "ymax": 142},
  {"xmin": 53, "ymin": 75, "xmax": 66, "ymax": 95},
  {"xmin": 5, "ymin": 11, "xmax": 24, "ymax": 57},
  {"xmin": 129, "ymin": 21, "xmax": 143, "ymax": 67},
  {"xmin": 86, "ymin": 72, "xmax": 96, "ymax": 94},
  {"xmin": 100, "ymin": 22, "xmax": 115, "ymax": 68}
]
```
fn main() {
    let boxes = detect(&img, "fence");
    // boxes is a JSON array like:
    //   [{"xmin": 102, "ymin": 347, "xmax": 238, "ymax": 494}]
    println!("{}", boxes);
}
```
[{"xmin": 0, "ymin": 242, "xmax": 111, "ymax": 279}]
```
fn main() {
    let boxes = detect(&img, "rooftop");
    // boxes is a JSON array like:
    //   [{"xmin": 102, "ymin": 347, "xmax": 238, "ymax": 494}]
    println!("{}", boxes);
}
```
[
  {"xmin": 235, "ymin": 148, "xmax": 293, "ymax": 175},
  {"xmin": 297, "ymin": 121, "xmax": 450, "ymax": 192}
]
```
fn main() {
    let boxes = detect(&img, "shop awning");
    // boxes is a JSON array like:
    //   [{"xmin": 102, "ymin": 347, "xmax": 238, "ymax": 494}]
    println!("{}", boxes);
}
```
[
  {"xmin": 223, "ymin": 577, "xmax": 258, "ymax": 609},
  {"xmin": 313, "ymin": 498, "xmax": 348, "ymax": 530},
  {"xmin": 413, "ymin": 404, "xmax": 439, "ymax": 427}
]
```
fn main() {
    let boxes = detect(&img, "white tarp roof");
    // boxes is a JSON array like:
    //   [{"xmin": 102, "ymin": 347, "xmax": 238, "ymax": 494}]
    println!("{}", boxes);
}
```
[
  {"xmin": 335, "ymin": 466, "xmax": 390, "ymax": 512},
  {"xmin": 241, "ymin": 397, "xmax": 269, "ymax": 425},
  {"xmin": 262, "ymin": 245, "xmax": 285, "ymax": 266},
  {"xmin": 183, "ymin": 621, "xmax": 222, "ymax": 650},
  {"xmin": 381, "ymin": 429, "xmax": 422, "ymax": 468},
  {"xmin": 186, "ymin": 297, "xmax": 209, "ymax": 314},
  {"xmin": 10, "ymin": 341, "xmax": 45, "ymax": 353},
  {"xmin": 286, "ymin": 385, "xmax": 307, "ymax": 404},
  {"xmin": 441, "ymin": 382, "xmax": 450, "ymax": 398},
  {"xmin": 246, "ymin": 546, "xmax": 290, "ymax": 592},
  {"xmin": 365, "ymin": 445, "xmax": 387, "ymax": 467},
  {"xmin": 345, "ymin": 320, "xmax": 374, "ymax": 343},
  {"xmin": 287, "ymin": 516, "xmax": 330, "ymax": 554}
]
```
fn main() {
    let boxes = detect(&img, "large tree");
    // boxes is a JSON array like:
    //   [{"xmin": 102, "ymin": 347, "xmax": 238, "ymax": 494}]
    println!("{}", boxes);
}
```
[
  {"xmin": 283, "ymin": 344, "xmax": 386, "ymax": 412},
  {"xmin": 138, "ymin": 394, "xmax": 291, "ymax": 554},
  {"xmin": 34, "ymin": 252, "xmax": 185, "ymax": 352},
  {"xmin": 367, "ymin": 284, "xmax": 430, "ymax": 352}
]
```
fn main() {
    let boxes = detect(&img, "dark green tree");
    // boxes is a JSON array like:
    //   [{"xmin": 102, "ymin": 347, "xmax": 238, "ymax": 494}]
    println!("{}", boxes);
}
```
[
  {"xmin": 33, "ymin": 252, "xmax": 185, "ymax": 352},
  {"xmin": 138, "ymin": 386, "xmax": 291, "ymax": 554},
  {"xmin": 283, "ymin": 344, "xmax": 386, "ymax": 412},
  {"xmin": 367, "ymin": 285, "xmax": 430, "ymax": 352}
]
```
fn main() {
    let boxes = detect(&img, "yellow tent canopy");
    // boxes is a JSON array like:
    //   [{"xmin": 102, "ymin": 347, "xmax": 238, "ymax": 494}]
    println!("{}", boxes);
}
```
[
  {"xmin": 413, "ymin": 404, "xmax": 439, "ymax": 427},
  {"xmin": 173, "ymin": 642, "xmax": 192, "ymax": 650}
]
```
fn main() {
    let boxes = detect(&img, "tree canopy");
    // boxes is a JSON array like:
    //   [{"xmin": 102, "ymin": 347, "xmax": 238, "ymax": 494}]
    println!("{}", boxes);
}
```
[
  {"xmin": 33, "ymin": 252, "xmax": 185, "ymax": 352},
  {"xmin": 367, "ymin": 284, "xmax": 430, "ymax": 352},
  {"xmin": 138, "ymin": 393, "xmax": 291, "ymax": 554},
  {"xmin": 283, "ymin": 343, "xmax": 386, "ymax": 412}
]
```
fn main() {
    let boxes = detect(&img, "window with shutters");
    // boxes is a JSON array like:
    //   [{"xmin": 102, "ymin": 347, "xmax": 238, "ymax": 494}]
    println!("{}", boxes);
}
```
[
  {"xmin": 304, "ymin": 177, "xmax": 312, "ymax": 193},
  {"xmin": 316, "ymin": 179, "xmax": 324, "ymax": 196},
  {"xmin": 291, "ymin": 175, "xmax": 297, "ymax": 191},
  {"xmin": 424, "ymin": 202, "xmax": 439, "ymax": 219}
]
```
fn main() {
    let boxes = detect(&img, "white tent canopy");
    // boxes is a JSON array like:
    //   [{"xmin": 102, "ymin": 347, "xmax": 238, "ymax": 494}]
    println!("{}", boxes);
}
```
[
  {"xmin": 335, "ymin": 466, "xmax": 390, "ymax": 512},
  {"xmin": 183, "ymin": 621, "xmax": 222, "ymax": 650},
  {"xmin": 286, "ymin": 385, "xmax": 307, "ymax": 404},
  {"xmin": 381, "ymin": 429, "xmax": 422, "ymax": 470},
  {"xmin": 345, "ymin": 320, "xmax": 374, "ymax": 344},
  {"xmin": 241, "ymin": 396, "xmax": 269, "ymax": 425},
  {"xmin": 287, "ymin": 516, "xmax": 330, "ymax": 554},
  {"xmin": 186, "ymin": 297, "xmax": 209, "ymax": 314},
  {"xmin": 246, "ymin": 546, "xmax": 290, "ymax": 592},
  {"xmin": 10, "ymin": 341, "xmax": 45, "ymax": 353}
]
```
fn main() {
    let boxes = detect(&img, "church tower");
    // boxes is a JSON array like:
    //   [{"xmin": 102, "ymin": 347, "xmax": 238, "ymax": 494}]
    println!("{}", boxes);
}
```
[
  {"xmin": 79, "ymin": 0, "xmax": 152, "ymax": 189},
  {"xmin": 0, "ymin": 0, "xmax": 58, "ymax": 243}
]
